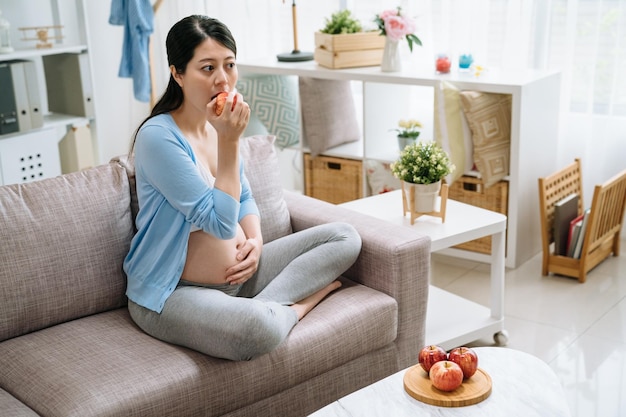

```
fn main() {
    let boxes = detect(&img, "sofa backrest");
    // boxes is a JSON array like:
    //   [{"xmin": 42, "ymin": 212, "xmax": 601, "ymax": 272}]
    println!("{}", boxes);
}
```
[{"xmin": 0, "ymin": 163, "xmax": 133, "ymax": 342}]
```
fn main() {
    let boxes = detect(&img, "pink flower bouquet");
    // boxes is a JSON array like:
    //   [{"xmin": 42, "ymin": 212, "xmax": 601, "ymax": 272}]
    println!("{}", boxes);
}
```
[{"xmin": 374, "ymin": 7, "xmax": 422, "ymax": 52}]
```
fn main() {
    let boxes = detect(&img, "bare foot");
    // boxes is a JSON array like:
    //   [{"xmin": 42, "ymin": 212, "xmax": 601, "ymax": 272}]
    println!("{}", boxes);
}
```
[{"xmin": 290, "ymin": 280, "xmax": 342, "ymax": 320}]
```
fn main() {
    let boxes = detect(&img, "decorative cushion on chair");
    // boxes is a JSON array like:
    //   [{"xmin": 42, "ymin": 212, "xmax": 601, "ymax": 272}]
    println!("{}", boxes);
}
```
[
  {"xmin": 459, "ymin": 91, "xmax": 512, "ymax": 188},
  {"xmin": 240, "ymin": 135, "xmax": 293, "ymax": 242},
  {"xmin": 298, "ymin": 77, "xmax": 360, "ymax": 158}
]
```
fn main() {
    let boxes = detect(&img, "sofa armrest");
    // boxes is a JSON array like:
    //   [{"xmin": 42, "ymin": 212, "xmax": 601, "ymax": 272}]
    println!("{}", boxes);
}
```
[{"xmin": 284, "ymin": 191, "xmax": 430, "ymax": 369}]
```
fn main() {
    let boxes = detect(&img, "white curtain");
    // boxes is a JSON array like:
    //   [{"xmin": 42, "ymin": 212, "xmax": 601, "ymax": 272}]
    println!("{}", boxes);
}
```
[{"xmin": 149, "ymin": 0, "xmax": 626, "ymax": 204}]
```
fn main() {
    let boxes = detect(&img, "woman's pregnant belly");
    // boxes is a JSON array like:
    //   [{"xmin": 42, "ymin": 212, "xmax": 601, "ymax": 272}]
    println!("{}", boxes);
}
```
[{"xmin": 181, "ymin": 225, "xmax": 247, "ymax": 284}]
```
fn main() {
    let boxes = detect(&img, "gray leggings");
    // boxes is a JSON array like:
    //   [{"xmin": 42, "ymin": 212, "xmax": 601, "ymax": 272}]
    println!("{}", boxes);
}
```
[{"xmin": 128, "ymin": 222, "xmax": 361, "ymax": 361}]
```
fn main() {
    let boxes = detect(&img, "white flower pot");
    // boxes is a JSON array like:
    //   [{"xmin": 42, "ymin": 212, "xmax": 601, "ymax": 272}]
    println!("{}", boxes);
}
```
[
  {"xmin": 397, "ymin": 136, "xmax": 416, "ymax": 150},
  {"xmin": 403, "ymin": 180, "xmax": 442, "ymax": 213}
]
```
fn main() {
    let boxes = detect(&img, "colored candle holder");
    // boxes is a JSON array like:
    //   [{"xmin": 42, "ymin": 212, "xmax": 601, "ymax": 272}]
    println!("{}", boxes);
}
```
[
  {"xmin": 459, "ymin": 53, "xmax": 474, "ymax": 71},
  {"xmin": 435, "ymin": 54, "xmax": 451, "ymax": 74}
]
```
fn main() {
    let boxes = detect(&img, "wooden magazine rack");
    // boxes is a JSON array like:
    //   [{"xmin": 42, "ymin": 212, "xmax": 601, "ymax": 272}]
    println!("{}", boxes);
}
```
[{"xmin": 538, "ymin": 159, "xmax": 626, "ymax": 282}]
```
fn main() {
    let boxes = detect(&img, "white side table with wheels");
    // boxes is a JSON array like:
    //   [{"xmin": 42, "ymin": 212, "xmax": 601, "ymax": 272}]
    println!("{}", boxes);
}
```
[{"xmin": 340, "ymin": 190, "xmax": 508, "ymax": 350}]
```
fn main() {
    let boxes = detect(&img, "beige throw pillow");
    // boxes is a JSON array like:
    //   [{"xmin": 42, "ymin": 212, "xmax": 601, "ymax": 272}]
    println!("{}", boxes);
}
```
[
  {"xmin": 434, "ymin": 81, "xmax": 473, "ymax": 184},
  {"xmin": 240, "ymin": 135, "xmax": 293, "ymax": 242},
  {"xmin": 299, "ymin": 77, "xmax": 360, "ymax": 158},
  {"xmin": 459, "ymin": 91, "xmax": 512, "ymax": 188}
]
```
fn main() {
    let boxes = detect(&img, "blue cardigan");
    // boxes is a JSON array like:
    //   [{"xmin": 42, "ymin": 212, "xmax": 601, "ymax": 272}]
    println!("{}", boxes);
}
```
[{"xmin": 123, "ymin": 114, "xmax": 260, "ymax": 313}]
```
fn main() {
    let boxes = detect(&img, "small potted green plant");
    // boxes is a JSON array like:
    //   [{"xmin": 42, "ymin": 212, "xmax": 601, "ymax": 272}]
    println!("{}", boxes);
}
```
[
  {"xmin": 320, "ymin": 9, "xmax": 363, "ymax": 34},
  {"xmin": 393, "ymin": 118, "xmax": 422, "ymax": 150},
  {"xmin": 391, "ymin": 140, "xmax": 455, "ymax": 213}
]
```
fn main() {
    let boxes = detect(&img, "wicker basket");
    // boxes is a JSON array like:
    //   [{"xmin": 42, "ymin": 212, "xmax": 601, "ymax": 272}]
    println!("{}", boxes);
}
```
[
  {"xmin": 304, "ymin": 153, "xmax": 363, "ymax": 204},
  {"xmin": 448, "ymin": 176, "xmax": 509, "ymax": 254}
]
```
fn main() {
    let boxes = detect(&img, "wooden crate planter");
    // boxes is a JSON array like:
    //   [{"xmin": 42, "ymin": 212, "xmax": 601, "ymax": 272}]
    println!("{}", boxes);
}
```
[
  {"xmin": 304, "ymin": 153, "xmax": 363, "ymax": 204},
  {"xmin": 314, "ymin": 31, "xmax": 385, "ymax": 69}
]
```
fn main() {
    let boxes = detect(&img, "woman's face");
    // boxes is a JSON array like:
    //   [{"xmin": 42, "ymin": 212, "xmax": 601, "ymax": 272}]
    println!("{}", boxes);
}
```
[{"xmin": 173, "ymin": 37, "xmax": 238, "ymax": 115}]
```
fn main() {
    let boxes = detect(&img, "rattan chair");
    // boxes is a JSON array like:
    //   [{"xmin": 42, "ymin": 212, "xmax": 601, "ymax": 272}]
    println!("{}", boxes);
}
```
[{"xmin": 538, "ymin": 159, "xmax": 626, "ymax": 282}]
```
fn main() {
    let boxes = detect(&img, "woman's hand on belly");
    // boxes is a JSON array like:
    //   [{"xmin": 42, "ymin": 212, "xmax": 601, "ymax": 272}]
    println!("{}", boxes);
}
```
[
  {"xmin": 182, "ymin": 226, "xmax": 249, "ymax": 284},
  {"xmin": 224, "ymin": 236, "xmax": 263, "ymax": 286}
]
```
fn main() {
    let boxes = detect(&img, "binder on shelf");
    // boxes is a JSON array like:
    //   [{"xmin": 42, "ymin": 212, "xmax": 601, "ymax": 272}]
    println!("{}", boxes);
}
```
[
  {"xmin": 43, "ymin": 52, "xmax": 94, "ymax": 118},
  {"xmin": 21, "ymin": 60, "xmax": 44, "ymax": 129},
  {"xmin": 0, "ymin": 63, "xmax": 19, "ymax": 135},
  {"xmin": 9, "ymin": 62, "xmax": 32, "ymax": 132},
  {"xmin": 553, "ymin": 193, "xmax": 579, "ymax": 256},
  {"xmin": 0, "ymin": 60, "xmax": 44, "ymax": 135}
]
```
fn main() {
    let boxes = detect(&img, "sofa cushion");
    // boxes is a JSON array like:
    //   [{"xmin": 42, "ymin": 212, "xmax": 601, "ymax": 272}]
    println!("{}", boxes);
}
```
[
  {"xmin": 0, "ymin": 164, "xmax": 133, "ymax": 342},
  {"xmin": 0, "ymin": 388, "xmax": 39, "ymax": 417},
  {"xmin": 0, "ymin": 279, "xmax": 397, "ymax": 417},
  {"xmin": 299, "ymin": 77, "xmax": 360, "ymax": 158},
  {"xmin": 240, "ymin": 135, "xmax": 293, "ymax": 242}
]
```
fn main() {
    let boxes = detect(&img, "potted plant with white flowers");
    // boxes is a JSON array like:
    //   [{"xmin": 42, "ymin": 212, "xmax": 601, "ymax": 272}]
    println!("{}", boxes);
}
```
[
  {"xmin": 393, "ymin": 118, "xmax": 422, "ymax": 150},
  {"xmin": 390, "ymin": 140, "xmax": 455, "ymax": 213}
]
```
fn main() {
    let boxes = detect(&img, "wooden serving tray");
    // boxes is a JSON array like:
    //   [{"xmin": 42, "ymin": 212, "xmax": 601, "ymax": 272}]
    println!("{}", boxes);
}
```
[{"xmin": 403, "ymin": 364, "xmax": 492, "ymax": 407}]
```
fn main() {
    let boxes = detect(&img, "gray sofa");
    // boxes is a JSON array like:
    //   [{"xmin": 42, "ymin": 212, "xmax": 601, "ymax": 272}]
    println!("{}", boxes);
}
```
[{"xmin": 0, "ymin": 135, "xmax": 430, "ymax": 417}]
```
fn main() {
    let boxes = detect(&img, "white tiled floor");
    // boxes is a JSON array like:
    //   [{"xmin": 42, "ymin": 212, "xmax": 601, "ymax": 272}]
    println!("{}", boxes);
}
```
[{"xmin": 430, "ymin": 241, "xmax": 626, "ymax": 417}]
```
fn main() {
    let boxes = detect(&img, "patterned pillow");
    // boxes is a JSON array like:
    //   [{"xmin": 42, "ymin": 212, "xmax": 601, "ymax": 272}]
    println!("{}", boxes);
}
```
[
  {"xmin": 298, "ymin": 77, "xmax": 360, "ymax": 158},
  {"xmin": 240, "ymin": 135, "xmax": 292, "ymax": 243},
  {"xmin": 434, "ymin": 81, "xmax": 473, "ymax": 183},
  {"xmin": 365, "ymin": 159, "xmax": 401, "ymax": 195},
  {"xmin": 459, "ymin": 91, "xmax": 512, "ymax": 188},
  {"xmin": 237, "ymin": 75, "xmax": 300, "ymax": 149}
]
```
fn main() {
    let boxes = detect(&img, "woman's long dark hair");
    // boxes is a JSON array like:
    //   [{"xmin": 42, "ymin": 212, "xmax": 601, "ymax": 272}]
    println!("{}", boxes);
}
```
[{"xmin": 129, "ymin": 15, "xmax": 237, "ymax": 154}]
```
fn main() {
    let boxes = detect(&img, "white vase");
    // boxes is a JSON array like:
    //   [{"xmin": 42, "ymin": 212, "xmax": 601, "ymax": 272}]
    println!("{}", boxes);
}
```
[
  {"xmin": 381, "ymin": 38, "xmax": 401, "ymax": 72},
  {"xmin": 404, "ymin": 180, "xmax": 442, "ymax": 213}
]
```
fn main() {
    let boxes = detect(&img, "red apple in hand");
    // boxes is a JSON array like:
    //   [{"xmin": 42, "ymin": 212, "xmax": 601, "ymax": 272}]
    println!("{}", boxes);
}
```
[
  {"xmin": 429, "ymin": 360, "xmax": 463, "ymax": 392},
  {"xmin": 448, "ymin": 346, "xmax": 478, "ymax": 379},
  {"xmin": 214, "ymin": 91, "xmax": 238, "ymax": 116},
  {"xmin": 418, "ymin": 345, "xmax": 447, "ymax": 373}
]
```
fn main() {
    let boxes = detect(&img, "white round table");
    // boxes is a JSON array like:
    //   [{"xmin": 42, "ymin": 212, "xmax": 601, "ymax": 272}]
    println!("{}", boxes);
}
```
[{"xmin": 309, "ymin": 347, "xmax": 571, "ymax": 417}]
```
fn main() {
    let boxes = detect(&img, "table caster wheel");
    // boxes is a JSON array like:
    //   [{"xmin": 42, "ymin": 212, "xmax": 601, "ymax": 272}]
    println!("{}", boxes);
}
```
[{"xmin": 494, "ymin": 330, "xmax": 509, "ymax": 346}]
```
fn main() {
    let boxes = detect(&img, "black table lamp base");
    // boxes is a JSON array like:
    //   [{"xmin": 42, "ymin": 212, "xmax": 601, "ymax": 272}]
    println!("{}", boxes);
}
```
[{"xmin": 277, "ymin": 50, "xmax": 314, "ymax": 62}]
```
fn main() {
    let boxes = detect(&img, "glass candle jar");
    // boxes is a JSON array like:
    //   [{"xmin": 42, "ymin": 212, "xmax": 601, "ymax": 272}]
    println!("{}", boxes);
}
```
[
  {"xmin": 459, "ymin": 53, "xmax": 474, "ymax": 71},
  {"xmin": 435, "ymin": 54, "xmax": 451, "ymax": 74}
]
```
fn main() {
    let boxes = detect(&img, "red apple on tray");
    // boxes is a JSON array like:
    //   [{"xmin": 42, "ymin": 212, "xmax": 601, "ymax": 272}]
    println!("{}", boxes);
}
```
[
  {"xmin": 448, "ymin": 346, "xmax": 479, "ymax": 379},
  {"xmin": 418, "ymin": 345, "xmax": 447, "ymax": 373},
  {"xmin": 429, "ymin": 360, "xmax": 464, "ymax": 392}
]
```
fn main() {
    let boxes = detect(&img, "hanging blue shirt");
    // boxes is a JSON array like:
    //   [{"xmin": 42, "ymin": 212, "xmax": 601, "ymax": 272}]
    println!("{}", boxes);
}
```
[{"xmin": 109, "ymin": 0, "xmax": 154, "ymax": 102}]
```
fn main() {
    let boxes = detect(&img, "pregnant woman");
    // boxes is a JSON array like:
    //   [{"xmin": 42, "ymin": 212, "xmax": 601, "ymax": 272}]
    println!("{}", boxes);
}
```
[{"xmin": 123, "ymin": 15, "xmax": 361, "ymax": 361}]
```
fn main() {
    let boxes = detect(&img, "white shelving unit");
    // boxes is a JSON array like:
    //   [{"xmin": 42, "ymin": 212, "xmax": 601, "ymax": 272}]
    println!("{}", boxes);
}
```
[
  {"xmin": 238, "ymin": 59, "xmax": 561, "ymax": 269},
  {"xmin": 0, "ymin": 0, "xmax": 95, "ymax": 185}
]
